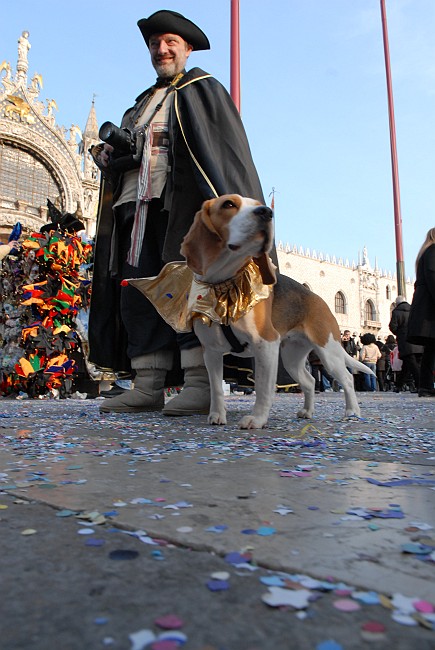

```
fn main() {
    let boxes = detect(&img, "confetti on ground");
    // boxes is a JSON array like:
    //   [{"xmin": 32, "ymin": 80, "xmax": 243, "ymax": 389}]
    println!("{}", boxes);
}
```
[
  {"xmin": 109, "ymin": 549, "xmax": 139, "ymax": 561},
  {"xmin": 333, "ymin": 598, "xmax": 362, "ymax": 612},
  {"xmin": 154, "ymin": 615, "xmax": 183, "ymax": 630},
  {"xmin": 0, "ymin": 396, "xmax": 434, "ymax": 642},
  {"xmin": 21, "ymin": 528, "xmax": 37, "ymax": 535}
]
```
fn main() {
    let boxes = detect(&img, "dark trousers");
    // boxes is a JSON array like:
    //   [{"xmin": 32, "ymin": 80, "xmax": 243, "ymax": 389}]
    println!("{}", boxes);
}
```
[
  {"xmin": 419, "ymin": 343, "xmax": 435, "ymax": 391},
  {"xmin": 115, "ymin": 200, "xmax": 198, "ymax": 360},
  {"xmin": 310, "ymin": 365, "xmax": 333, "ymax": 392},
  {"xmin": 397, "ymin": 354, "xmax": 421, "ymax": 389}
]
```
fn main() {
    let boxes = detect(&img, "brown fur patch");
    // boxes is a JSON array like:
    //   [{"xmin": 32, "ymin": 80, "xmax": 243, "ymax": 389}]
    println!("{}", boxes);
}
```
[
  {"xmin": 271, "ymin": 277, "xmax": 341, "ymax": 346},
  {"xmin": 253, "ymin": 295, "xmax": 280, "ymax": 341},
  {"xmin": 304, "ymin": 295, "xmax": 341, "ymax": 347},
  {"xmin": 181, "ymin": 208, "xmax": 225, "ymax": 275},
  {"xmin": 253, "ymin": 253, "xmax": 277, "ymax": 286}
]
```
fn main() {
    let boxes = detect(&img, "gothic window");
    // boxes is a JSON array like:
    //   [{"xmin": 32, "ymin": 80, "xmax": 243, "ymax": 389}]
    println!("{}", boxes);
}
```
[
  {"xmin": 386, "ymin": 285, "xmax": 391, "ymax": 300},
  {"xmin": 365, "ymin": 299, "xmax": 376, "ymax": 321},
  {"xmin": 334, "ymin": 291, "xmax": 346, "ymax": 314},
  {"xmin": 0, "ymin": 144, "xmax": 61, "ymax": 208}
]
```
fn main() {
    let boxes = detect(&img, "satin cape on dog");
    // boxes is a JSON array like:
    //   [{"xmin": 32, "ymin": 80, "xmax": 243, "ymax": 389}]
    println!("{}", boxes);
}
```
[{"xmin": 127, "ymin": 259, "xmax": 273, "ymax": 333}]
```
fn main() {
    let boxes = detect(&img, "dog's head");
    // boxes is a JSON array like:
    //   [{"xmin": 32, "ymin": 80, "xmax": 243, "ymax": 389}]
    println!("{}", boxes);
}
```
[{"xmin": 181, "ymin": 194, "xmax": 276, "ymax": 284}]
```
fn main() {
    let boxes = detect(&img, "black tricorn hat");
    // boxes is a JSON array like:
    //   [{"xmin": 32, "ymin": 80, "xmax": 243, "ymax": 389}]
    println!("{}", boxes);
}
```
[{"xmin": 138, "ymin": 10, "xmax": 210, "ymax": 51}]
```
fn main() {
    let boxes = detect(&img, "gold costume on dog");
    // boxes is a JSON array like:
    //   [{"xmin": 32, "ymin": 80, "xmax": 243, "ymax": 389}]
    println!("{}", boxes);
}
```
[{"xmin": 128, "ymin": 259, "xmax": 273, "ymax": 333}]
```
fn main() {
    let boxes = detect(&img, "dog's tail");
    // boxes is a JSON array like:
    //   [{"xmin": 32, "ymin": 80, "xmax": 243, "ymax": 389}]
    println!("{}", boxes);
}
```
[{"xmin": 344, "ymin": 352, "xmax": 376, "ymax": 376}]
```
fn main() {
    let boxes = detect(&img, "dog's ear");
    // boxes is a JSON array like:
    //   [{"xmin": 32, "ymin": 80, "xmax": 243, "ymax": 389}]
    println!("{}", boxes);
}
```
[
  {"xmin": 253, "ymin": 253, "xmax": 277, "ymax": 285},
  {"xmin": 181, "ymin": 200, "xmax": 223, "ymax": 275}
]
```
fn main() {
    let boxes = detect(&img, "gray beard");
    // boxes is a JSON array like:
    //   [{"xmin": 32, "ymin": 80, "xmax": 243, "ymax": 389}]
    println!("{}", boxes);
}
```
[{"xmin": 154, "ymin": 62, "xmax": 179, "ymax": 78}]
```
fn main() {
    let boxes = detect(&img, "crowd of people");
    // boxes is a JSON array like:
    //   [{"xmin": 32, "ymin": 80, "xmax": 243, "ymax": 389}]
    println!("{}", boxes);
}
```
[
  {"xmin": 1, "ymin": 10, "xmax": 434, "ymax": 404},
  {"xmin": 307, "ymin": 262, "xmax": 435, "ymax": 398}
]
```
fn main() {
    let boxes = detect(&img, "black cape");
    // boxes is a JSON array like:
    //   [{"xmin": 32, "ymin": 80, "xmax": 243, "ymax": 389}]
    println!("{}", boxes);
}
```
[{"xmin": 89, "ymin": 68, "xmax": 268, "ymax": 375}]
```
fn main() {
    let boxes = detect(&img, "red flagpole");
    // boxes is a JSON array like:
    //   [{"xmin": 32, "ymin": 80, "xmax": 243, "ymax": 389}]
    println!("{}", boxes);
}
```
[
  {"xmin": 380, "ymin": 0, "xmax": 406, "ymax": 296},
  {"xmin": 230, "ymin": 0, "xmax": 241, "ymax": 113}
]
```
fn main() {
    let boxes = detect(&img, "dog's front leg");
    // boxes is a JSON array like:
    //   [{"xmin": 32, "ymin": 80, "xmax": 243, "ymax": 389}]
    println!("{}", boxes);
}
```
[
  {"xmin": 202, "ymin": 347, "xmax": 227, "ymax": 425},
  {"xmin": 238, "ymin": 339, "xmax": 280, "ymax": 429}
]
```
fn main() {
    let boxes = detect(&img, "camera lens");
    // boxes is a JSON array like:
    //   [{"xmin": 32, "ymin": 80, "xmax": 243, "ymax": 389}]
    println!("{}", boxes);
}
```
[{"xmin": 99, "ymin": 122, "xmax": 115, "ymax": 142}]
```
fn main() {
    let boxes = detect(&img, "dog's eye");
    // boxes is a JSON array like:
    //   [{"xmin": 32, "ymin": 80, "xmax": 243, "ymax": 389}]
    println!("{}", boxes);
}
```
[{"xmin": 222, "ymin": 200, "xmax": 237, "ymax": 209}]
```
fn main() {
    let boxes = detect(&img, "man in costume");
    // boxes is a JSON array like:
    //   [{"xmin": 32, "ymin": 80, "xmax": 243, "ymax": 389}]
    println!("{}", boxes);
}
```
[{"xmin": 89, "ymin": 10, "xmax": 265, "ymax": 414}]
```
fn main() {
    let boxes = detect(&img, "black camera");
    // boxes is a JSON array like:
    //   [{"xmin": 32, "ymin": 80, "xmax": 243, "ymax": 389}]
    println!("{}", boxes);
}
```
[
  {"xmin": 99, "ymin": 122, "xmax": 136, "ymax": 154},
  {"xmin": 98, "ymin": 121, "xmax": 146, "ymax": 172}
]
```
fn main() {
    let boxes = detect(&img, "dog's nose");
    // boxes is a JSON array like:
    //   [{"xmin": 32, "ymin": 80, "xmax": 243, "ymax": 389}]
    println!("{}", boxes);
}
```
[{"xmin": 253, "ymin": 206, "xmax": 273, "ymax": 222}]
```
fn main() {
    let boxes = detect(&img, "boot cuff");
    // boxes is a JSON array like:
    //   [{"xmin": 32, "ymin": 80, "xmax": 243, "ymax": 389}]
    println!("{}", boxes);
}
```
[
  {"xmin": 131, "ymin": 351, "xmax": 173, "ymax": 370},
  {"xmin": 180, "ymin": 346, "xmax": 204, "ymax": 369}
]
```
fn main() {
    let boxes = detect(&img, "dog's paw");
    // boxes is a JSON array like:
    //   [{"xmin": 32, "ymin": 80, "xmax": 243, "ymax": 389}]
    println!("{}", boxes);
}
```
[
  {"xmin": 238, "ymin": 415, "xmax": 267, "ymax": 429},
  {"xmin": 297, "ymin": 409, "xmax": 312, "ymax": 419},
  {"xmin": 208, "ymin": 411, "xmax": 227, "ymax": 425}
]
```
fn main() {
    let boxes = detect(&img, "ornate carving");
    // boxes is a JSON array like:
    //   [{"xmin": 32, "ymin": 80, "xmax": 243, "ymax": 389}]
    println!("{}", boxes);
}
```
[{"xmin": 4, "ymin": 94, "xmax": 35, "ymax": 123}]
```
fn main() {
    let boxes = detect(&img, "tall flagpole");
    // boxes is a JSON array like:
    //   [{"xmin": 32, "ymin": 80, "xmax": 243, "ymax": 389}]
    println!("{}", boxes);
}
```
[
  {"xmin": 380, "ymin": 0, "xmax": 406, "ymax": 296},
  {"xmin": 230, "ymin": 0, "xmax": 241, "ymax": 113}
]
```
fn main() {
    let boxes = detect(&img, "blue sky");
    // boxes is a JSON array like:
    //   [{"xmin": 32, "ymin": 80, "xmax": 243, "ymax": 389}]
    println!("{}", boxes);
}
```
[{"xmin": 2, "ymin": 0, "xmax": 434, "ymax": 281}]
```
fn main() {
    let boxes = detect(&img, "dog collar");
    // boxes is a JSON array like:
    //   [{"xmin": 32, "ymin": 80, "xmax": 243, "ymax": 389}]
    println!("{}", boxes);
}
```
[{"xmin": 126, "ymin": 259, "xmax": 273, "ymax": 333}]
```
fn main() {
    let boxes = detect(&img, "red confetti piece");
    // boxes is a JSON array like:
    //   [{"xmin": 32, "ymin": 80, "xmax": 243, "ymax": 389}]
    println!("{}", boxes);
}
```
[
  {"xmin": 361, "ymin": 622, "xmax": 386, "ymax": 633},
  {"xmin": 154, "ymin": 614, "xmax": 184, "ymax": 630}
]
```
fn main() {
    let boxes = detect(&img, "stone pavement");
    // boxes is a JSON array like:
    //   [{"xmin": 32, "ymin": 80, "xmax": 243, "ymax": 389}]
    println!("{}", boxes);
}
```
[{"xmin": 0, "ymin": 390, "xmax": 434, "ymax": 649}]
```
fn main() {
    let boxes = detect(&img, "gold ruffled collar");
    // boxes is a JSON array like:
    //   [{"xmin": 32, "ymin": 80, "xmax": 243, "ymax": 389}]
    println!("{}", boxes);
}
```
[{"xmin": 128, "ymin": 259, "xmax": 273, "ymax": 333}]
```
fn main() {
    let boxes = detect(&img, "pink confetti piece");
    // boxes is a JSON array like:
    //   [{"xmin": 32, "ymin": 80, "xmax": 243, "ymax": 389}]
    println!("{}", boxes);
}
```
[
  {"xmin": 333, "ymin": 599, "xmax": 361, "ymax": 612},
  {"xmin": 154, "ymin": 615, "xmax": 183, "ymax": 630}
]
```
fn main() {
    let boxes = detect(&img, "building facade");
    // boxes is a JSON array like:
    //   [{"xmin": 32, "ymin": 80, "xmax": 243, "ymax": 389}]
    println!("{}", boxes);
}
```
[
  {"xmin": 0, "ymin": 31, "xmax": 100, "ymax": 240},
  {"xmin": 277, "ymin": 242, "xmax": 414, "ymax": 340}
]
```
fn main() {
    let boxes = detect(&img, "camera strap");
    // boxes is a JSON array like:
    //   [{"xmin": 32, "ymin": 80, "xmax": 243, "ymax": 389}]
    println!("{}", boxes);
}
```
[{"xmin": 127, "ymin": 73, "xmax": 184, "ymax": 267}]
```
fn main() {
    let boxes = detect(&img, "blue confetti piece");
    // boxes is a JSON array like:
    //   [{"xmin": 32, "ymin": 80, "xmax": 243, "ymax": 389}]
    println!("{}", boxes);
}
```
[
  {"xmin": 257, "ymin": 526, "xmax": 276, "ymax": 536},
  {"xmin": 316, "ymin": 641, "xmax": 343, "ymax": 650},
  {"xmin": 206, "ymin": 525, "xmax": 228, "ymax": 533},
  {"xmin": 85, "ymin": 538, "xmax": 106, "ymax": 547},
  {"xmin": 260, "ymin": 576, "xmax": 286, "ymax": 587},
  {"xmin": 206, "ymin": 579, "xmax": 230, "ymax": 591},
  {"xmin": 225, "ymin": 551, "xmax": 250, "ymax": 565}
]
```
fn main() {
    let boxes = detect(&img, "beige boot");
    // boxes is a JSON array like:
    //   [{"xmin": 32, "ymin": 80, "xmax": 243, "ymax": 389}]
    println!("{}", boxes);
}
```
[
  {"xmin": 100, "ymin": 351, "xmax": 172, "ymax": 413},
  {"xmin": 163, "ymin": 347, "xmax": 210, "ymax": 416}
]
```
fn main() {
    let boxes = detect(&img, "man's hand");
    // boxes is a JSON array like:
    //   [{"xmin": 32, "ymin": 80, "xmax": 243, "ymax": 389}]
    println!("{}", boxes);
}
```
[{"xmin": 99, "ymin": 144, "xmax": 114, "ymax": 168}]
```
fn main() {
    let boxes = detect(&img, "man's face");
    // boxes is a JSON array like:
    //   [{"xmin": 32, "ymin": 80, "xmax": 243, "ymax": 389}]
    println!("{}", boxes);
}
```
[
  {"xmin": 342, "ymin": 331, "xmax": 350, "ymax": 340},
  {"xmin": 149, "ymin": 33, "xmax": 193, "ymax": 78}
]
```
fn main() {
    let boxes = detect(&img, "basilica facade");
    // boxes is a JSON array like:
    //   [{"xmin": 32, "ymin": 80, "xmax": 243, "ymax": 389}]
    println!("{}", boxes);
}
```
[
  {"xmin": 0, "ymin": 31, "xmax": 100, "ymax": 240},
  {"xmin": 0, "ymin": 31, "xmax": 415, "ymax": 339}
]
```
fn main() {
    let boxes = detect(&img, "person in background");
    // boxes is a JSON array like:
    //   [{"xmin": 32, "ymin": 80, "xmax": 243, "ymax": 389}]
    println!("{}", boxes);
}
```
[
  {"xmin": 383, "ymin": 334, "xmax": 396, "ymax": 391},
  {"xmin": 0, "ymin": 240, "xmax": 19, "ymax": 261},
  {"xmin": 341, "ymin": 330, "xmax": 357, "ymax": 357},
  {"xmin": 407, "ymin": 228, "xmax": 435, "ymax": 397},
  {"xmin": 342, "ymin": 329, "xmax": 360, "ymax": 389},
  {"xmin": 389, "ymin": 296, "xmax": 423, "ymax": 393},
  {"xmin": 375, "ymin": 336, "xmax": 389, "ymax": 392},
  {"xmin": 308, "ymin": 350, "xmax": 334, "ymax": 393},
  {"xmin": 359, "ymin": 333, "xmax": 381, "ymax": 391}
]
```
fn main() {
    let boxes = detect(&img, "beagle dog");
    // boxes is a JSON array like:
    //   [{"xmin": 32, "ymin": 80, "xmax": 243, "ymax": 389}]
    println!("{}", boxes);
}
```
[{"xmin": 178, "ymin": 194, "xmax": 373, "ymax": 429}]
